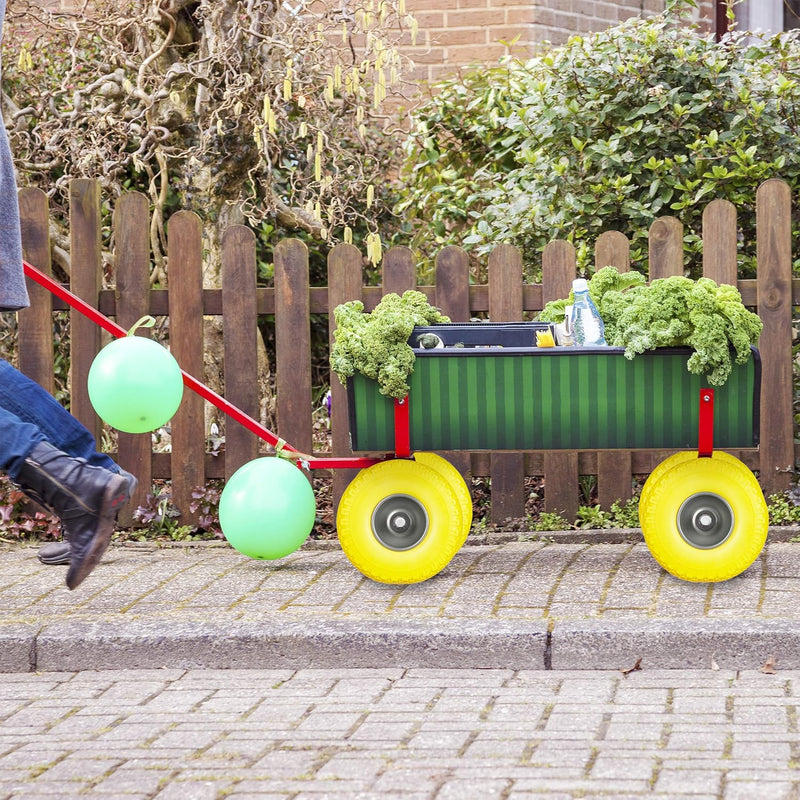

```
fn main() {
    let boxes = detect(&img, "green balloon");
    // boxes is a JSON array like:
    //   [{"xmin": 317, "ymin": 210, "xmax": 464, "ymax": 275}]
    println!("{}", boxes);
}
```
[
  {"xmin": 219, "ymin": 457, "xmax": 316, "ymax": 559},
  {"xmin": 88, "ymin": 336, "xmax": 184, "ymax": 433}
]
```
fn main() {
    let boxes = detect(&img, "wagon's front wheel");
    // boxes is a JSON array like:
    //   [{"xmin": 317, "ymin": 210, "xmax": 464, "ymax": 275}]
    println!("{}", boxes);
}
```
[
  {"xmin": 336, "ymin": 459, "xmax": 464, "ymax": 584},
  {"xmin": 413, "ymin": 452, "xmax": 473, "ymax": 543},
  {"xmin": 640, "ymin": 453, "xmax": 768, "ymax": 583}
]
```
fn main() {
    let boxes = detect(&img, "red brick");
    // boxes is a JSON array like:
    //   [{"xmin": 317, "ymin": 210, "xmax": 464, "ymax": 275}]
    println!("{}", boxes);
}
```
[
  {"xmin": 410, "ymin": 10, "xmax": 447, "ymax": 28},
  {"xmin": 532, "ymin": 7, "xmax": 555, "ymax": 26},
  {"xmin": 489, "ymin": 25, "xmax": 538, "ymax": 45},
  {"xmin": 445, "ymin": 8, "xmax": 509, "ymax": 27},
  {"xmin": 447, "ymin": 42, "xmax": 508, "ymax": 61},
  {"xmin": 432, "ymin": 27, "xmax": 490, "ymax": 45},
  {"xmin": 594, "ymin": 3, "xmax": 623, "ymax": 21},
  {"xmin": 506, "ymin": 7, "xmax": 538, "ymax": 25},
  {"xmin": 410, "ymin": 0, "xmax": 460, "ymax": 11},
  {"xmin": 488, "ymin": 0, "xmax": 532, "ymax": 7},
  {"xmin": 404, "ymin": 46, "xmax": 448, "ymax": 63},
  {"xmin": 405, "ymin": 65, "xmax": 434, "ymax": 84}
]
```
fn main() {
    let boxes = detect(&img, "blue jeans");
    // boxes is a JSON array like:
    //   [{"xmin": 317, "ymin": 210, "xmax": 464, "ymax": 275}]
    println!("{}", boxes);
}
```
[{"xmin": 0, "ymin": 359, "xmax": 118, "ymax": 480}]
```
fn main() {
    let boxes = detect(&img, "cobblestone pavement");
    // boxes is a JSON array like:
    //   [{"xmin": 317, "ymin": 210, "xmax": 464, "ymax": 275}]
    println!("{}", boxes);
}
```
[
  {"xmin": 4, "ymin": 537, "xmax": 793, "ymax": 629},
  {"xmin": 2, "ymin": 539, "xmax": 800, "ymax": 670},
  {"xmin": 0, "ymin": 667, "xmax": 798, "ymax": 799}
]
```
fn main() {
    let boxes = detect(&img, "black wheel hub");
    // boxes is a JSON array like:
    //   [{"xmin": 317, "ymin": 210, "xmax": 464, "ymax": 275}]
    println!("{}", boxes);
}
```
[
  {"xmin": 677, "ymin": 492, "xmax": 734, "ymax": 550},
  {"xmin": 371, "ymin": 494, "xmax": 428, "ymax": 551}
]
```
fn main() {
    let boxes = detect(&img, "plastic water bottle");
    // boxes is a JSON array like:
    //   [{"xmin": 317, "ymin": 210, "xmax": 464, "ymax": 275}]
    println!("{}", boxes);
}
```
[{"xmin": 569, "ymin": 278, "xmax": 606, "ymax": 346}]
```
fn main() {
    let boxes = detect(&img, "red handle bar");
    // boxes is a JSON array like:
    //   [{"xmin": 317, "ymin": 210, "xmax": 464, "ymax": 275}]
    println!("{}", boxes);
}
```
[{"xmin": 22, "ymin": 260, "xmax": 386, "ymax": 470}]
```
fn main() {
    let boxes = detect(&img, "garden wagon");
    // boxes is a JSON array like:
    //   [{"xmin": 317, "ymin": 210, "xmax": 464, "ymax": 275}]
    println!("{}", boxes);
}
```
[
  {"xmin": 340, "ymin": 321, "xmax": 767, "ymax": 585},
  {"xmin": 23, "ymin": 263, "xmax": 769, "ymax": 587}
]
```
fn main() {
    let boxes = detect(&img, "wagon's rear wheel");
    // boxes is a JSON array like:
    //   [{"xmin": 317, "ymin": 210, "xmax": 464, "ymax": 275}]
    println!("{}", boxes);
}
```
[
  {"xmin": 336, "ymin": 459, "xmax": 464, "ymax": 584},
  {"xmin": 640, "ymin": 453, "xmax": 768, "ymax": 583},
  {"xmin": 413, "ymin": 452, "xmax": 472, "ymax": 543},
  {"xmin": 640, "ymin": 451, "xmax": 696, "ymax": 510},
  {"xmin": 640, "ymin": 450, "xmax": 741, "ymax": 510}
]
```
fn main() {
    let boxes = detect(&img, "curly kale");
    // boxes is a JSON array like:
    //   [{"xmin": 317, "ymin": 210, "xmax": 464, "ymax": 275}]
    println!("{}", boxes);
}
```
[
  {"xmin": 539, "ymin": 266, "xmax": 647, "ymax": 333},
  {"xmin": 540, "ymin": 267, "xmax": 762, "ymax": 386},
  {"xmin": 330, "ymin": 290, "xmax": 450, "ymax": 398},
  {"xmin": 608, "ymin": 276, "xmax": 696, "ymax": 356},
  {"xmin": 588, "ymin": 266, "xmax": 648, "ymax": 303}
]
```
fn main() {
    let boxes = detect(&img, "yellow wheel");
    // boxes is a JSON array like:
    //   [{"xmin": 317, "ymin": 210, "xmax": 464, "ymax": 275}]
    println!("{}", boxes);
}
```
[
  {"xmin": 337, "ymin": 459, "xmax": 464, "ymax": 584},
  {"xmin": 640, "ymin": 452, "xmax": 696, "ymax": 509},
  {"xmin": 641, "ymin": 454, "xmax": 768, "ymax": 583},
  {"xmin": 640, "ymin": 450, "xmax": 741, "ymax": 510},
  {"xmin": 413, "ymin": 452, "xmax": 473, "ymax": 543}
]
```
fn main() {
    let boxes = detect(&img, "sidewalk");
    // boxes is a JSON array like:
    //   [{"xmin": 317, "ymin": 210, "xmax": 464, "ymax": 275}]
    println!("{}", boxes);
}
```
[{"xmin": 2, "ymin": 531, "xmax": 800, "ymax": 673}]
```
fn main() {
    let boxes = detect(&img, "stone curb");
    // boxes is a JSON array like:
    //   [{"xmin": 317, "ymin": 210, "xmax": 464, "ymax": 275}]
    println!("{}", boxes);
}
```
[
  {"xmin": 5, "ymin": 617, "xmax": 800, "ymax": 673},
  {"xmin": 550, "ymin": 619, "xmax": 800, "ymax": 671},
  {"xmin": 27, "ymin": 619, "xmax": 549, "ymax": 672}
]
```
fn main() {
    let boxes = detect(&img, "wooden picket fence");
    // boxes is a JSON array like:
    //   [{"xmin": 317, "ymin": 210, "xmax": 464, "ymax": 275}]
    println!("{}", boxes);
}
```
[{"xmin": 14, "ymin": 178, "xmax": 797, "ymax": 526}]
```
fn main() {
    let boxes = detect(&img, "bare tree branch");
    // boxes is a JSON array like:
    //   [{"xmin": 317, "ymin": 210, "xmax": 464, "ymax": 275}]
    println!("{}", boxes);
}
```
[{"xmin": 4, "ymin": 0, "xmax": 414, "ymax": 280}]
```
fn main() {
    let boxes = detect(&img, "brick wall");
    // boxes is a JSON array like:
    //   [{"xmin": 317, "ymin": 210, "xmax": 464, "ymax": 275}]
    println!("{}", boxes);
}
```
[{"xmin": 406, "ymin": 0, "xmax": 716, "ymax": 85}]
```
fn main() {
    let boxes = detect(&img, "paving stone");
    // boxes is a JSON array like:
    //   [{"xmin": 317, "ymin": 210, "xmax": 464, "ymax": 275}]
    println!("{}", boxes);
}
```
[{"xmin": 6, "ymin": 666, "xmax": 800, "ymax": 797}]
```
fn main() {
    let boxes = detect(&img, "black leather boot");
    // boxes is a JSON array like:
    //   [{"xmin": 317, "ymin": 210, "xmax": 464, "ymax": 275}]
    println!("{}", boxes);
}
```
[
  {"xmin": 37, "ymin": 535, "xmax": 71, "ymax": 566},
  {"xmin": 16, "ymin": 442, "xmax": 130, "ymax": 589},
  {"xmin": 36, "ymin": 470, "xmax": 137, "ymax": 567}
]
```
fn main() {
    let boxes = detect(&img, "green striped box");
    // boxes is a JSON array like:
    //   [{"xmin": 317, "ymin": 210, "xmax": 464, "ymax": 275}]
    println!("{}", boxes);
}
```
[{"xmin": 346, "ymin": 347, "xmax": 760, "ymax": 452}]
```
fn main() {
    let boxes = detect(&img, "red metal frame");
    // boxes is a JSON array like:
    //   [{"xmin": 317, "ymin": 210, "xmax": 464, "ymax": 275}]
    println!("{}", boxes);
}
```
[
  {"xmin": 393, "ymin": 396, "xmax": 411, "ymax": 457},
  {"xmin": 22, "ymin": 260, "xmax": 391, "ymax": 471},
  {"xmin": 698, "ymin": 388, "xmax": 715, "ymax": 457}
]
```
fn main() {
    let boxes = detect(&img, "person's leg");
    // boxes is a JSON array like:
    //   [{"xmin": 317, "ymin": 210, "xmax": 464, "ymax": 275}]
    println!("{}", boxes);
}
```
[
  {"xmin": 0, "ymin": 360, "xmax": 136, "ymax": 566},
  {"xmin": 0, "ymin": 404, "xmax": 45, "ymax": 479},
  {"xmin": 14, "ymin": 441, "xmax": 129, "ymax": 589},
  {"xmin": 0, "ymin": 390, "xmax": 133, "ymax": 588},
  {"xmin": 0, "ymin": 360, "xmax": 117, "ymax": 471}
]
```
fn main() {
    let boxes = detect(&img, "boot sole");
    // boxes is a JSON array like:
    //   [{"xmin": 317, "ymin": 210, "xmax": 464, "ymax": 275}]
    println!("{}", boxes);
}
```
[
  {"xmin": 65, "ymin": 474, "xmax": 129, "ymax": 590},
  {"xmin": 38, "ymin": 551, "xmax": 71, "ymax": 566}
]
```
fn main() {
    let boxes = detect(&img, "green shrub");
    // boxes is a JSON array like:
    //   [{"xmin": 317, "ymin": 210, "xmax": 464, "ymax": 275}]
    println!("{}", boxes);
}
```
[
  {"xmin": 397, "ymin": 0, "xmax": 800, "ymax": 280},
  {"xmin": 767, "ymin": 491, "xmax": 800, "ymax": 526},
  {"xmin": 532, "ymin": 511, "xmax": 572, "ymax": 531}
]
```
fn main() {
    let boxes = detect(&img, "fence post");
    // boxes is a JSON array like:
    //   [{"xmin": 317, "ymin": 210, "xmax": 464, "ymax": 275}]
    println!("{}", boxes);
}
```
[
  {"xmin": 435, "ymin": 246, "xmax": 472, "ymax": 490},
  {"xmin": 756, "ymin": 179, "xmax": 794, "ymax": 493},
  {"xmin": 328, "ymin": 243, "xmax": 363, "ymax": 512},
  {"xmin": 703, "ymin": 199, "xmax": 738, "ymax": 285},
  {"xmin": 648, "ymin": 216, "xmax": 683, "ymax": 280},
  {"xmin": 114, "ymin": 191, "xmax": 152, "ymax": 523},
  {"xmin": 595, "ymin": 231, "xmax": 632, "ymax": 509},
  {"xmin": 595, "ymin": 230, "xmax": 630, "ymax": 273},
  {"xmin": 69, "ymin": 179, "xmax": 103, "ymax": 443},
  {"xmin": 541, "ymin": 240, "xmax": 579, "ymax": 519},
  {"xmin": 382, "ymin": 246, "xmax": 415, "ymax": 296},
  {"xmin": 488, "ymin": 244, "xmax": 525, "ymax": 522},
  {"xmin": 223, "ymin": 225, "xmax": 260, "ymax": 477},
  {"xmin": 168, "ymin": 210, "xmax": 205, "ymax": 521},
  {"xmin": 275, "ymin": 238, "xmax": 313, "ymax": 460},
  {"xmin": 17, "ymin": 187, "xmax": 53, "ymax": 394}
]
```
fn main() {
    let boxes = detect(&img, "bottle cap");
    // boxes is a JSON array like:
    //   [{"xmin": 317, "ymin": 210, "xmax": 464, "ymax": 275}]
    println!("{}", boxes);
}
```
[{"xmin": 572, "ymin": 278, "xmax": 588, "ymax": 292}]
